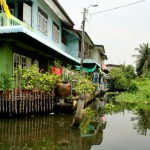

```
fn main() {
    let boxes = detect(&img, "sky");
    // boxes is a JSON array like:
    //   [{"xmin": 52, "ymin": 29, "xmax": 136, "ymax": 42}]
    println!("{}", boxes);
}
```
[{"xmin": 58, "ymin": 0, "xmax": 150, "ymax": 66}]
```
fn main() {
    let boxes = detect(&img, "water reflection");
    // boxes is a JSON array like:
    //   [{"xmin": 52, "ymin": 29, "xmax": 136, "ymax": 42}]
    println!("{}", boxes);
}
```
[
  {"xmin": 80, "ymin": 100, "xmax": 107, "ymax": 150},
  {"xmin": 1, "ymin": 97, "xmax": 149, "ymax": 150},
  {"xmin": 131, "ymin": 109, "xmax": 150, "ymax": 136},
  {"xmin": 0, "ymin": 99, "xmax": 106, "ymax": 150}
]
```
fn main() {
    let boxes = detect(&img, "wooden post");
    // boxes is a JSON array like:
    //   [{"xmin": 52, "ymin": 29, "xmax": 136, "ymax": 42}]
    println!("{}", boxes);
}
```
[{"xmin": 72, "ymin": 94, "xmax": 85, "ymax": 128}]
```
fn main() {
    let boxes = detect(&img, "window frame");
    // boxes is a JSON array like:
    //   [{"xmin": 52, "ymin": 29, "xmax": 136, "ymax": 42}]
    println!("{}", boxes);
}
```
[
  {"xmin": 13, "ymin": 53, "xmax": 28, "ymax": 73},
  {"xmin": 21, "ymin": 55, "xmax": 27, "ymax": 68},
  {"xmin": 38, "ymin": 7, "xmax": 48, "ymax": 35},
  {"xmin": 13, "ymin": 53, "xmax": 20, "ymax": 73},
  {"xmin": 52, "ymin": 22, "xmax": 59, "ymax": 43}
]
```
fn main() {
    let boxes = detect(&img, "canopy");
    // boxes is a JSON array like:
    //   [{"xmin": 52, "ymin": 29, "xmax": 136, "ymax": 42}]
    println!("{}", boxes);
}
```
[{"xmin": 75, "ymin": 65, "xmax": 97, "ymax": 73}]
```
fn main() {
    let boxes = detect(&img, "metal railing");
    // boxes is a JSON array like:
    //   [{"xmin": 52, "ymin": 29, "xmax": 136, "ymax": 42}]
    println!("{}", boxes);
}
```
[{"xmin": 0, "ymin": 13, "xmax": 33, "ymax": 31}]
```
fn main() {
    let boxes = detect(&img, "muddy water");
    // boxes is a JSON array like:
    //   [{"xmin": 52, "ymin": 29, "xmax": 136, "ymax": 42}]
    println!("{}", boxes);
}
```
[
  {"xmin": 0, "ymin": 112, "xmax": 105, "ymax": 150},
  {"xmin": 0, "ymin": 100, "xmax": 149, "ymax": 150},
  {"xmin": 91, "ymin": 109, "xmax": 150, "ymax": 150}
]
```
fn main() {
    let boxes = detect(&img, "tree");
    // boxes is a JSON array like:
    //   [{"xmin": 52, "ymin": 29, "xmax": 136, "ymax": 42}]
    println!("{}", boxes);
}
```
[
  {"xmin": 124, "ymin": 65, "xmax": 136, "ymax": 80},
  {"xmin": 132, "ymin": 43, "xmax": 150, "ymax": 76},
  {"xmin": 109, "ymin": 68, "xmax": 128, "ymax": 91}
]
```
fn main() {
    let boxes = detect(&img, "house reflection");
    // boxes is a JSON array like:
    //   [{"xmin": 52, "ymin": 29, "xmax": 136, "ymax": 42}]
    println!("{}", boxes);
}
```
[{"xmin": 0, "ymin": 100, "xmax": 106, "ymax": 150}]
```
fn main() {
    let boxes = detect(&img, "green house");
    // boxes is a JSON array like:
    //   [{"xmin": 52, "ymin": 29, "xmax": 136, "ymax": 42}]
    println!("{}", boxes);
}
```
[{"xmin": 0, "ymin": 0, "xmax": 80, "ymax": 76}]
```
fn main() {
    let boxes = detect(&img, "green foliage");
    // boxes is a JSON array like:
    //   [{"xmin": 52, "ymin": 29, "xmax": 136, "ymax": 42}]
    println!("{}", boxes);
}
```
[
  {"xmin": 80, "ymin": 107, "xmax": 97, "ymax": 134},
  {"xmin": 104, "ymin": 102, "xmax": 115, "ymax": 113},
  {"xmin": 127, "ymin": 80, "xmax": 138, "ymax": 93},
  {"xmin": 14, "ymin": 65, "xmax": 59, "ymax": 90},
  {"xmin": 132, "ymin": 43, "xmax": 150, "ymax": 76},
  {"xmin": 53, "ymin": 59, "xmax": 62, "ymax": 68},
  {"xmin": 124, "ymin": 65, "xmax": 136, "ymax": 79},
  {"xmin": 141, "ymin": 70, "xmax": 150, "ymax": 79},
  {"xmin": 60, "ymin": 66, "xmax": 75, "ymax": 82},
  {"xmin": 0, "ymin": 72, "xmax": 13, "ymax": 91},
  {"xmin": 116, "ymin": 77, "xmax": 150, "ymax": 111},
  {"xmin": 74, "ymin": 71, "xmax": 95, "ymax": 94},
  {"xmin": 109, "ymin": 68, "xmax": 128, "ymax": 90}
]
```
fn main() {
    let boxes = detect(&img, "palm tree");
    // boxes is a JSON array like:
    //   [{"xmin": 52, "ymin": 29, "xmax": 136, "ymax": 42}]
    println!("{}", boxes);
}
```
[{"xmin": 132, "ymin": 43, "xmax": 150, "ymax": 76}]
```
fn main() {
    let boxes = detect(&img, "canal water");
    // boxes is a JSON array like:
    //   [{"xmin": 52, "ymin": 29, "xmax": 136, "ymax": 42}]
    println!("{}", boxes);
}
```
[
  {"xmin": 90, "ymin": 109, "xmax": 150, "ymax": 150},
  {"xmin": 0, "ymin": 99, "xmax": 149, "ymax": 150}
]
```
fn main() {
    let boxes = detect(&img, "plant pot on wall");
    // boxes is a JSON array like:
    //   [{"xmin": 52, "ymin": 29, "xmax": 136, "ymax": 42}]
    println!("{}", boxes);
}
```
[
  {"xmin": 50, "ymin": 67, "xmax": 62, "ymax": 75},
  {"xmin": 55, "ymin": 81, "xmax": 71, "ymax": 97},
  {"xmin": 2, "ymin": 90, "xmax": 12, "ymax": 98}
]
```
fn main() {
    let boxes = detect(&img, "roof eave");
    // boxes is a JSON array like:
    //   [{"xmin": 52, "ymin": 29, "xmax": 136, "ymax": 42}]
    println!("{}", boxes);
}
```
[{"xmin": 43, "ymin": 0, "xmax": 74, "ymax": 27}]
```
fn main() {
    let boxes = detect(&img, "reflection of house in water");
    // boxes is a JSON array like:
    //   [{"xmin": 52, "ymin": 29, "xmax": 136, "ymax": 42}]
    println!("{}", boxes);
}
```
[
  {"xmin": 81, "ymin": 101, "xmax": 107, "ymax": 150},
  {"xmin": 0, "ymin": 113, "xmax": 106, "ymax": 150},
  {"xmin": 81, "ymin": 121, "xmax": 105, "ymax": 150}
]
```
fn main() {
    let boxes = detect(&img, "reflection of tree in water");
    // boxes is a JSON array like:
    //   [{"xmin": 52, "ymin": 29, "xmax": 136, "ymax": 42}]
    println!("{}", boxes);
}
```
[
  {"xmin": 131, "ymin": 110, "xmax": 150, "ymax": 136},
  {"xmin": 80, "ymin": 99, "xmax": 107, "ymax": 150}
]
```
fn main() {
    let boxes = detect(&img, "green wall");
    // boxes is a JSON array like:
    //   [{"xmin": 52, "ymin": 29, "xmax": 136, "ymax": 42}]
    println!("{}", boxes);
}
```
[{"xmin": 0, "ymin": 43, "xmax": 13, "ymax": 76}]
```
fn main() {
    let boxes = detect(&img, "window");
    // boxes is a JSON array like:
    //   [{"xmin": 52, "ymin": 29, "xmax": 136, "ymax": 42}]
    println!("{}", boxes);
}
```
[
  {"xmin": 38, "ymin": 7, "xmax": 48, "ymax": 34},
  {"xmin": 89, "ymin": 50, "xmax": 93, "ymax": 58},
  {"xmin": 61, "ymin": 36, "xmax": 66, "ymax": 45},
  {"xmin": 21, "ymin": 55, "xmax": 27, "ymax": 68},
  {"xmin": 52, "ymin": 22, "xmax": 59, "ymax": 43},
  {"xmin": 23, "ymin": 3, "xmax": 31, "ymax": 26},
  {"xmin": 13, "ymin": 53, "xmax": 31, "ymax": 73},
  {"xmin": 13, "ymin": 53, "xmax": 20, "ymax": 72},
  {"xmin": 33, "ymin": 60, "xmax": 39, "ymax": 68}
]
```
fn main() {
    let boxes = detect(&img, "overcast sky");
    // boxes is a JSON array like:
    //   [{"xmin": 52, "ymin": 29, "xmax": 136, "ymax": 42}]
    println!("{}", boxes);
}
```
[{"xmin": 58, "ymin": 0, "xmax": 150, "ymax": 66}]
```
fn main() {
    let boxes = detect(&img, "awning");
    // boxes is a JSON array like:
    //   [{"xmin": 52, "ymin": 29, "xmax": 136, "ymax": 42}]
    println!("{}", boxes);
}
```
[
  {"xmin": 75, "ymin": 65, "xmax": 97, "ymax": 72},
  {"xmin": 62, "ymin": 27, "xmax": 79, "ymax": 37}
]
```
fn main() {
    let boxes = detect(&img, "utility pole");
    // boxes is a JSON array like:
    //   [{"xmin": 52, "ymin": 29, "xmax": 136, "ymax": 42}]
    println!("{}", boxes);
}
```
[
  {"xmin": 73, "ymin": 5, "xmax": 98, "ymax": 128},
  {"xmin": 80, "ymin": 5, "xmax": 98, "ymax": 70},
  {"xmin": 80, "ymin": 8, "xmax": 86, "ymax": 69}
]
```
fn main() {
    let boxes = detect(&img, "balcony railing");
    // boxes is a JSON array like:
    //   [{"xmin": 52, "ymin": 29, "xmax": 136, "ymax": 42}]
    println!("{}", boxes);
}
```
[{"xmin": 0, "ymin": 13, "xmax": 33, "ymax": 31}]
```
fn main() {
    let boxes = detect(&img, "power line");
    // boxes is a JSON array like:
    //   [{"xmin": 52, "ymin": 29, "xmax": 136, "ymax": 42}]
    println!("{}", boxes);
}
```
[{"xmin": 89, "ymin": 0, "xmax": 147, "ymax": 15}]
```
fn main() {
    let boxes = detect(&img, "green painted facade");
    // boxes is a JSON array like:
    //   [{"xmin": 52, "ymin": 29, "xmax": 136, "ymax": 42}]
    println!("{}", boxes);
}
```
[{"xmin": 0, "ymin": 43, "xmax": 13, "ymax": 76}]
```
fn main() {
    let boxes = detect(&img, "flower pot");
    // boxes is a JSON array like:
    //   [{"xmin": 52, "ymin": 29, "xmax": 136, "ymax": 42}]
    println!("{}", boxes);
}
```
[
  {"xmin": 22, "ymin": 89, "xmax": 31, "ymax": 94},
  {"xmin": 50, "ymin": 67, "xmax": 62, "ymax": 75},
  {"xmin": 55, "ymin": 82, "xmax": 71, "ymax": 97},
  {"xmin": 2, "ymin": 90, "xmax": 11, "ymax": 97}
]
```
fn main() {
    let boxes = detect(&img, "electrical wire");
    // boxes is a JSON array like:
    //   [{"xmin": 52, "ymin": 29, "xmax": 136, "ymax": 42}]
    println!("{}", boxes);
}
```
[{"xmin": 89, "ymin": 0, "xmax": 147, "ymax": 15}]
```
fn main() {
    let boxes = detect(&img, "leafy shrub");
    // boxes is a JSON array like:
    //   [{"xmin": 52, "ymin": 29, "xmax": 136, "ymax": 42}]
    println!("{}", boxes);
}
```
[
  {"xmin": 0, "ymin": 73, "xmax": 13, "ymax": 91},
  {"xmin": 127, "ymin": 80, "xmax": 138, "ymax": 93}
]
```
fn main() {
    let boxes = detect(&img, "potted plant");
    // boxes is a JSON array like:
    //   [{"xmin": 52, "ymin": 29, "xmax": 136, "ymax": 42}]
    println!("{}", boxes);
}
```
[
  {"xmin": 14, "ymin": 65, "xmax": 59, "ymax": 94},
  {"xmin": 74, "ymin": 71, "xmax": 96, "ymax": 96},
  {"xmin": 38, "ymin": 72, "xmax": 59, "ymax": 93},
  {"xmin": 22, "ymin": 65, "xmax": 43, "ymax": 92},
  {"xmin": 50, "ymin": 59, "xmax": 62, "ymax": 75},
  {"xmin": 54, "ymin": 66, "xmax": 75, "ymax": 98},
  {"xmin": 0, "ymin": 72, "xmax": 13, "ymax": 95},
  {"xmin": 13, "ymin": 64, "xmax": 40, "ymax": 92},
  {"xmin": 13, "ymin": 65, "xmax": 25, "ymax": 92}
]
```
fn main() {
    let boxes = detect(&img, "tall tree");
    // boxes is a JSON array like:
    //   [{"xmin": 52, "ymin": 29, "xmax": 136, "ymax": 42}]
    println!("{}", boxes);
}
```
[{"xmin": 132, "ymin": 43, "xmax": 150, "ymax": 76}]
